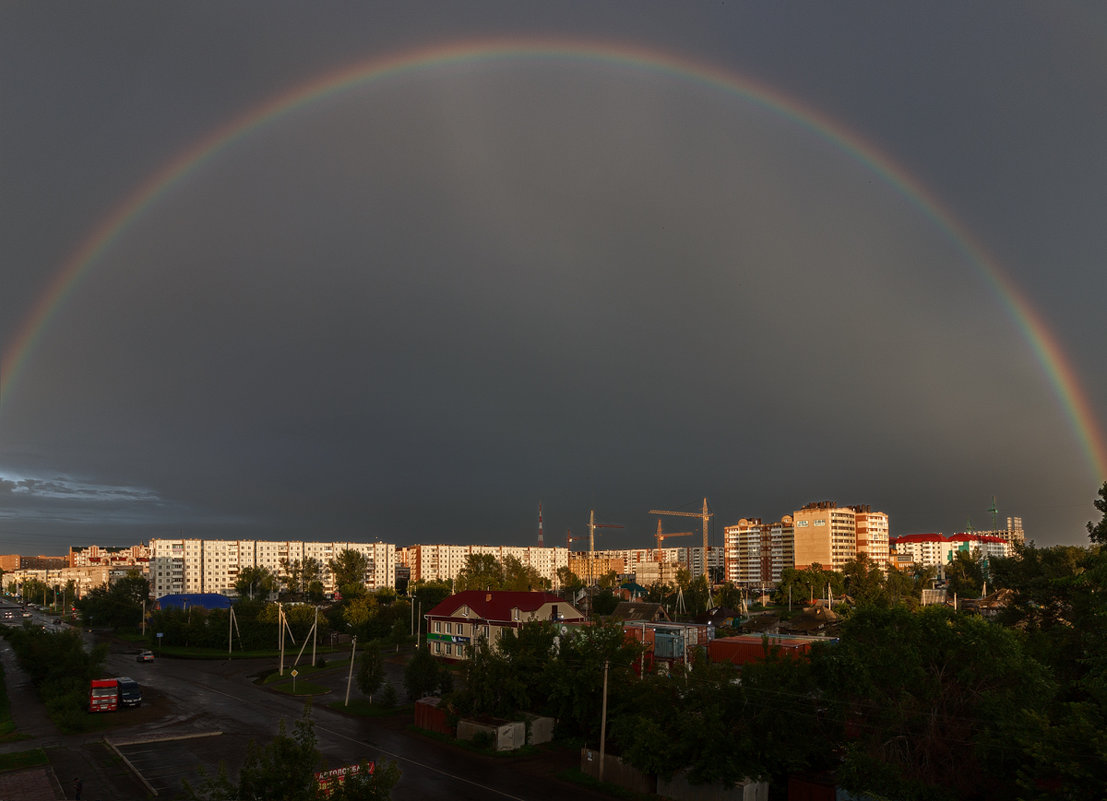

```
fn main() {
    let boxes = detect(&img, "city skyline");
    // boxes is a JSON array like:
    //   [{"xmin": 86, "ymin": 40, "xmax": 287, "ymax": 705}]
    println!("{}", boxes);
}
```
[{"xmin": 2, "ymin": 5, "xmax": 1105, "ymax": 554}]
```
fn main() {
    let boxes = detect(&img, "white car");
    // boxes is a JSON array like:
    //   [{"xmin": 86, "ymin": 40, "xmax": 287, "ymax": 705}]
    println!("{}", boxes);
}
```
[{"xmin": 136, "ymin": 650, "xmax": 155, "ymax": 663}]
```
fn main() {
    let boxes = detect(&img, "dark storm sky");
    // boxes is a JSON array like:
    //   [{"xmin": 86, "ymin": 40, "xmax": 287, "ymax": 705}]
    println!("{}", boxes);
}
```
[{"xmin": 2, "ymin": 3, "xmax": 1105, "ymax": 555}]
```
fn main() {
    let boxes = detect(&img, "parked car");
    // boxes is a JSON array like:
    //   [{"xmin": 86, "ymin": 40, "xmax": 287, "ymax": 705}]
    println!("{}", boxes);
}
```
[{"xmin": 136, "ymin": 650, "xmax": 154, "ymax": 663}]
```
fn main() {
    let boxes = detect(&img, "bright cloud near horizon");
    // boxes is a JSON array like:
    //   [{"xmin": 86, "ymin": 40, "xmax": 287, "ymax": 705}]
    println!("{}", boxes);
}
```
[{"xmin": 1, "ymin": 4, "xmax": 1105, "ymax": 556}]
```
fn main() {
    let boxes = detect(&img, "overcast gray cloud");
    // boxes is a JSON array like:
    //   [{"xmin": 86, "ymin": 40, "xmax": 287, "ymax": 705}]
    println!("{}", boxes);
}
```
[{"xmin": 1, "ymin": 3, "xmax": 1105, "ymax": 556}]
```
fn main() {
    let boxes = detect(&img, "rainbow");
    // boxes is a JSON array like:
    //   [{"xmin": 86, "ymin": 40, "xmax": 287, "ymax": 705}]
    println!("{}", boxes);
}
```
[{"xmin": 2, "ymin": 37, "xmax": 1104, "ymax": 481}]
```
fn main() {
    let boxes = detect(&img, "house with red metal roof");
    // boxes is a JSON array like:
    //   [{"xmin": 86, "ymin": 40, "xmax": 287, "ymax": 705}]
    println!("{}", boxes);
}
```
[{"xmin": 424, "ymin": 590, "xmax": 584, "ymax": 661}]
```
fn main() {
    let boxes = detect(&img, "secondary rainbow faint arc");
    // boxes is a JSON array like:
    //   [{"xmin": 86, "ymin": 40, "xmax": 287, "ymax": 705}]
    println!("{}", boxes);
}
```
[{"xmin": 2, "ymin": 37, "xmax": 1104, "ymax": 481}]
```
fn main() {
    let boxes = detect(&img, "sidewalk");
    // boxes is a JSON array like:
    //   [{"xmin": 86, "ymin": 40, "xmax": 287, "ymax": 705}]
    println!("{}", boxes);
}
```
[
  {"xmin": 0, "ymin": 639, "xmax": 62, "ymax": 799},
  {"xmin": 0, "ymin": 639, "xmax": 150, "ymax": 800}
]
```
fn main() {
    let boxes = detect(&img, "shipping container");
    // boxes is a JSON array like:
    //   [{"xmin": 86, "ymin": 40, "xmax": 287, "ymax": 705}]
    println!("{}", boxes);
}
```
[{"xmin": 708, "ymin": 635, "xmax": 816, "ymax": 666}]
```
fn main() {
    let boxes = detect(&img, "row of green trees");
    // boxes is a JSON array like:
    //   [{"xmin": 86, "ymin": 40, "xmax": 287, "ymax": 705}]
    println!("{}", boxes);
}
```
[{"xmin": 1, "ymin": 624, "xmax": 107, "ymax": 732}]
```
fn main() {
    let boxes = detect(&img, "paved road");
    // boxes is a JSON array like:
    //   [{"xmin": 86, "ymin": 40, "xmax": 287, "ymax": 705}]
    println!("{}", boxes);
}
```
[{"xmin": 1, "ymin": 620, "xmax": 615, "ymax": 800}]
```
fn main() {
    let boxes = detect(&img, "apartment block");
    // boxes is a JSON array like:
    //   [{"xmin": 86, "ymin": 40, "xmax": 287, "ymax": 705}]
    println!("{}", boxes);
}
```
[
  {"xmin": 69, "ymin": 544, "xmax": 150, "ymax": 569},
  {"xmin": 793, "ymin": 502, "xmax": 857, "ymax": 571},
  {"xmin": 148, "ymin": 539, "xmax": 395, "ymax": 598},
  {"xmin": 723, "ymin": 517, "xmax": 795, "ymax": 587},
  {"xmin": 852, "ymin": 505, "xmax": 890, "ymax": 571},
  {"xmin": 791, "ymin": 501, "xmax": 890, "ymax": 572},
  {"xmin": 397, "ymin": 544, "xmax": 568, "ymax": 587},
  {"xmin": 891, "ymin": 532, "xmax": 1012, "ymax": 571}
]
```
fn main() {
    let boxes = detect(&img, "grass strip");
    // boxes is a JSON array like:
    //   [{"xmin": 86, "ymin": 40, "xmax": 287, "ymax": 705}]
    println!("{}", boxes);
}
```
[{"xmin": 0, "ymin": 748, "xmax": 49, "ymax": 773}]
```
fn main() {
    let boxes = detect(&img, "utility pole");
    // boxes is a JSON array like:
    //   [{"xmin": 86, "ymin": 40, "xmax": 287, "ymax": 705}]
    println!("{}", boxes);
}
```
[
  {"xmin": 599, "ymin": 659, "xmax": 610, "ymax": 782},
  {"xmin": 345, "ymin": 636, "xmax": 358, "ymax": 706}
]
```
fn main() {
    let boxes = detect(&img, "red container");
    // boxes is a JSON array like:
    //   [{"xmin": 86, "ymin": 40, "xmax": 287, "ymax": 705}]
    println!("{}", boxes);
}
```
[{"xmin": 708, "ymin": 635, "xmax": 814, "ymax": 666}]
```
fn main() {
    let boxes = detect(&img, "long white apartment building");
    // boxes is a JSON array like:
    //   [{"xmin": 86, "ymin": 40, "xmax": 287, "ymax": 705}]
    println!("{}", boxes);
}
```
[
  {"xmin": 148, "ymin": 539, "xmax": 395, "ymax": 598},
  {"xmin": 891, "ymin": 533, "xmax": 1012, "ymax": 571},
  {"xmin": 397, "ymin": 544, "xmax": 569, "ymax": 586}
]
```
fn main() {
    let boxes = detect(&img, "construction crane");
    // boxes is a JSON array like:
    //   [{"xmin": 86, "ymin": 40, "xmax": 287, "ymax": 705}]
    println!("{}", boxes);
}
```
[
  {"xmin": 654, "ymin": 520, "xmax": 694, "ymax": 562},
  {"xmin": 566, "ymin": 528, "xmax": 585, "ymax": 551},
  {"xmin": 587, "ymin": 509, "xmax": 623, "ymax": 586},
  {"xmin": 649, "ymin": 498, "xmax": 713, "ymax": 583},
  {"xmin": 988, "ymin": 496, "xmax": 999, "ymax": 532}
]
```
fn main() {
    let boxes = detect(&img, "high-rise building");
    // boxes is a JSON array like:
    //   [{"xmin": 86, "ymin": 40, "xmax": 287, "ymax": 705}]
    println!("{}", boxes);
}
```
[
  {"xmin": 852, "ymin": 505, "xmax": 890, "ymax": 571},
  {"xmin": 792, "ymin": 501, "xmax": 890, "ymax": 572},
  {"xmin": 723, "ymin": 517, "xmax": 795, "ymax": 587}
]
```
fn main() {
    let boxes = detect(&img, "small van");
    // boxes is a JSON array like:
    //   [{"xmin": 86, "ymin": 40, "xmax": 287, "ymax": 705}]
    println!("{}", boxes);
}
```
[{"xmin": 116, "ymin": 677, "xmax": 142, "ymax": 707}]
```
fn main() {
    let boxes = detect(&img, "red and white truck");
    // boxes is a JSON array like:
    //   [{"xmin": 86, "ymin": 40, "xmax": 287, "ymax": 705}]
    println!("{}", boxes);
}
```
[{"xmin": 88, "ymin": 677, "xmax": 142, "ymax": 712}]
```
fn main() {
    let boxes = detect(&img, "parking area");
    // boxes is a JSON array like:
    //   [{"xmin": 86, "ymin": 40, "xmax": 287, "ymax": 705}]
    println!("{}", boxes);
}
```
[{"xmin": 110, "ymin": 732, "xmax": 249, "ymax": 797}]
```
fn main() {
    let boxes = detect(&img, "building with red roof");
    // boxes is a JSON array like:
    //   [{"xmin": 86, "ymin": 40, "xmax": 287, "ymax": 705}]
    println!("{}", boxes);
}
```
[
  {"xmin": 424, "ymin": 590, "xmax": 584, "ymax": 661},
  {"xmin": 891, "ymin": 532, "xmax": 1011, "ymax": 569}
]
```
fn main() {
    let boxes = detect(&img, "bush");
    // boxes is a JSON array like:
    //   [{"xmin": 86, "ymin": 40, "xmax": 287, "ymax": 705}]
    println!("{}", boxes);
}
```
[{"xmin": 378, "ymin": 683, "xmax": 398, "ymax": 708}]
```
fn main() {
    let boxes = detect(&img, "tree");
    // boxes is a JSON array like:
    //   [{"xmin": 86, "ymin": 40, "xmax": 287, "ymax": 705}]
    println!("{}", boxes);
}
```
[
  {"xmin": 840, "ymin": 555, "xmax": 887, "ymax": 606},
  {"xmin": 403, "ymin": 645, "xmax": 451, "ymax": 700},
  {"xmin": 597, "ymin": 569, "xmax": 620, "ymax": 590},
  {"xmin": 502, "ymin": 555, "xmax": 549, "ymax": 591},
  {"xmin": 987, "ymin": 543, "xmax": 1107, "ymax": 794},
  {"xmin": 543, "ymin": 621, "xmax": 643, "ymax": 740},
  {"xmin": 235, "ymin": 566, "xmax": 278, "ymax": 601},
  {"xmin": 356, "ymin": 646, "xmax": 385, "ymax": 702},
  {"xmin": 76, "ymin": 570, "xmax": 150, "ymax": 629},
  {"xmin": 1088, "ymin": 481, "xmax": 1107, "ymax": 544},
  {"xmin": 774, "ymin": 563, "xmax": 842, "ymax": 606},
  {"xmin": 813, "ymin": 605, "xmax": 1053, "ymax": 800},
  {"xmin": 184, "ymin": 710, "xmax": 401, "ymax": 800},
  {"xmin": 328, "ymin": 550, "xmax": 370, "ymax": 599},
  {"xmin": 453, "ymin": 553, "xmax": 503, "ymax": 591},
  {"xmin": 944, "ymin": 549, "xmax": 984, "ymax": 599},
  {"xmin": 279, "ymin": 558, "xmax": 303, "ymax": 600},
  {"xmin": 556, "ymin": 566, "xmax": 583, "ymax": 591}
]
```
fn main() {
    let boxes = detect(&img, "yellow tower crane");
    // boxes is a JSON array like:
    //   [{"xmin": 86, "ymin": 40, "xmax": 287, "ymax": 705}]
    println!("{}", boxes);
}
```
[
  {"xmin": 587, "ymin": 509, "xmax": 623, "ymax": 586},
  {"xmin": 654, "ymin": 520, "xmax": 694, "ymax": 562},
  {"xmin": 648, "ymin": 498, "xmax": 713, "ymax": 583}
]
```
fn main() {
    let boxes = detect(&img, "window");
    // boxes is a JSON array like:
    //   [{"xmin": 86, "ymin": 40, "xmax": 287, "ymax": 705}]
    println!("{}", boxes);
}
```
[
  {"xmin": 434, "ymin": 642, "xmax": 441, "ymax": 654},
  {"xmin": 445, "ymin": 643, "xmax": 453, "ymax": 656},
  {"xmin": 435, "ymin": 621, "xmax": 441, "ymax": 633},
  {"xmin": 445, "ymin": 622, "xmax": 452, "ymax": 634}
]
